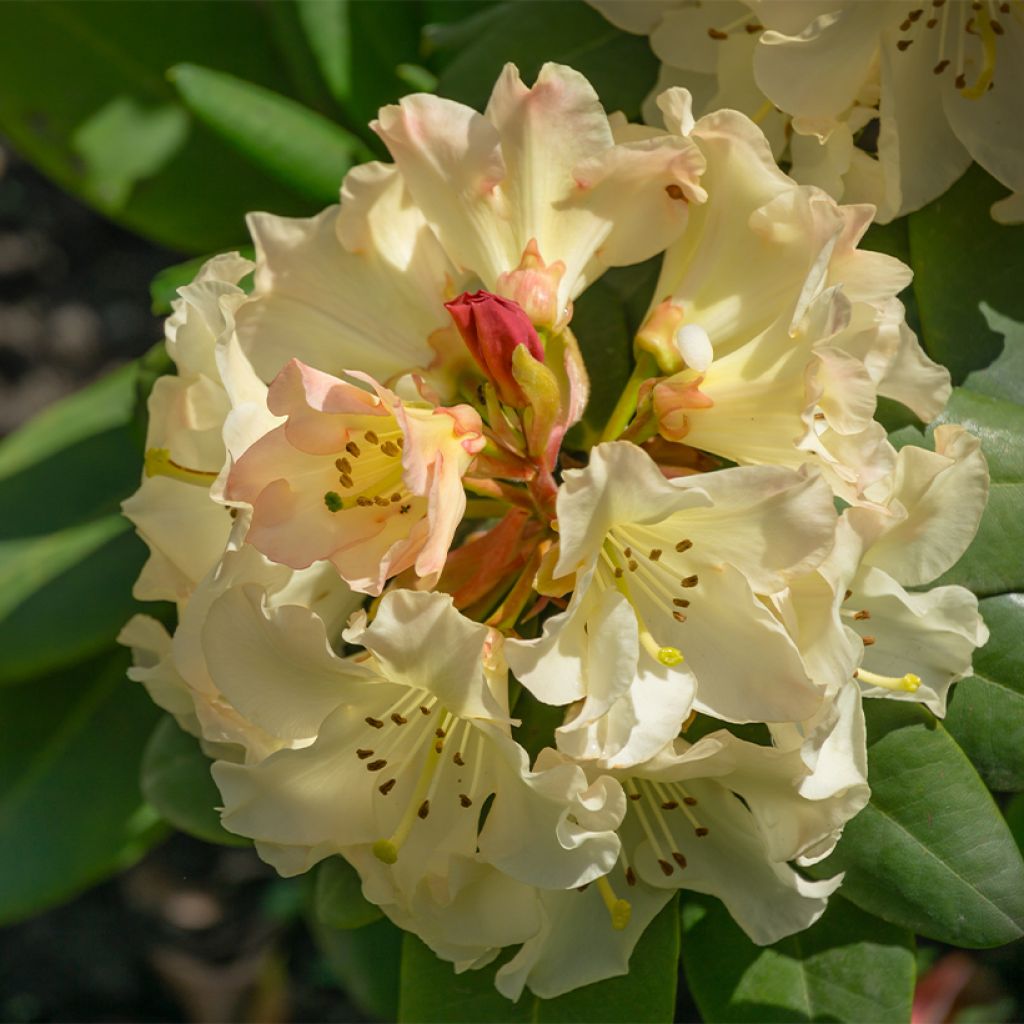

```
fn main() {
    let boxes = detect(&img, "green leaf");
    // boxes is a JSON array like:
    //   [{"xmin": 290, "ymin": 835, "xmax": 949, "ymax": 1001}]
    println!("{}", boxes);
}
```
[
  {"xmin": 312, "ymin": 856, "xmax": 382, "ymax": 930},
  {"xmin": 315, "ymin": 916, "xmax": 404, "ymax": 1021},
  {"xmin": 140, "ymin": 716, "xmax": 248, "ymax": 847},
  {"xmin": 398, "ymin": 895, "xmax": 680, "ymax": 1023},
  {"xmin": 808, "ymin": 702, "xmax": 1024, "ymax": 948},
  {"xmin": 908, "ymin": 164, "xmax": 1024, "ymax": 383},
  {"xmin": 149, "ymin": 247, "xmax": 254, "ymax": 315},
  {"xmin": 0, "ymin": 1, "xmax": 318, "ymax": 252},
  {"xmin": 0, "ymin": 519, "xmax": 149, "ymax": 685},
  {"xmin": 169, "ymin": 64, "xmax": 374, "ymax": 206},
  {"xmin": 945, "ymin": 594, "xmax": 1024, "ymax": 792},
  {"xmin": 681, "ymin": 895, "xmax": 915, "ymax": 1023},
  {"xmin": 432, "ymin": 1, "xmax": 659, "ymax": 121},
  {"xmin": 0, "ymin": 651, "xmax": 164, "ymax": 924},
  {"xmin": 931, "ymin": 388, "xmax": 1024, "ymax": 597},
  {"xmin": 296, "ymin": 0, "xmax": 425, "ymax": 134},
  {"xmin": 962, "ymin": 306, "xmax": 1024, "ymax": 407}
]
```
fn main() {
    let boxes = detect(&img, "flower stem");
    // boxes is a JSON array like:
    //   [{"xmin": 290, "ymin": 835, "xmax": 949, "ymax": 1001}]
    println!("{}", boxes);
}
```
[{"xmin": 599, "ymin": 352, "xmax": 657, "ymax": 444}]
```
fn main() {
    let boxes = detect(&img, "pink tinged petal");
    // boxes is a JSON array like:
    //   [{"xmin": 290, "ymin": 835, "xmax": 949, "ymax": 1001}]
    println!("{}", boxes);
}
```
[{"xmin": 372, "ymin": 92, "xmax": 513, "ymax": 287}]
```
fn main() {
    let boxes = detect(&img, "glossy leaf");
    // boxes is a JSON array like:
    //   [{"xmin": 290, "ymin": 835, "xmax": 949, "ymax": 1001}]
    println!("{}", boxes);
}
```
[
  {"xmin": 312, "ymin": 856, "xmax": 382, "ymax": 930},
  {"xmin": 315, "ymin": 916, "xmax": 403, "ymax": 1022},
  {"xmin": 908, "ymin": 164, "xmax": 1024, "ymax": 383},
  {"xmin": 0, "ymin": 651, "xmax": 164, "ymax": 924},
  {"xmin": 0, "ymin": 1, "xmax": 316, "ymax": 252},
  {"xmin": 432, "ymin": 1, "xmax": 659, "ymax": 121},
  {"xmin": 945, "ymin": 595, "xmax": 1024, "ymax": 792},
  {"xmin": 398, "ymin": 895, "xmax": 680, "ymax": 1023},
  {"xmin": 931, "ymin": 389, "xmax": 1024, "ymax": 597},
  {"xmin": 808, "ymin": 702, "xmax": 1024, "ymax": 948},
  {"xmin": 169, "ymin": 64, "xmax": 374, "ymax": 206},
  {"xmin": 681, "ymin": 895, "xmax": 915, "ymax": 1023},
  {"xmin": 295, "ymin": 0, "xmax": 425, "ymax": 134},
  {"xmin": 962, "ymin": 306, "xmax": 1024, "ymax": 407},
  {"xmin": 140, "ymin": 715, "xmax": 248, "ymax": 847}
]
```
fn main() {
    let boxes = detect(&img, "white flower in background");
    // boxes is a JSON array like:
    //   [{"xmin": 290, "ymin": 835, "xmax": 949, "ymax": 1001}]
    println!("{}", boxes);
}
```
[
  {"xmin": 590, "ymin": 0, "xmax": 1024, "ymax": 222},
  {"xmin": 508, "ymin": 442, "xmax": 837, "ymax": 762},
  {"xmin": 778, "ymin": 425, "xmax": 990, "ymax": 714}
]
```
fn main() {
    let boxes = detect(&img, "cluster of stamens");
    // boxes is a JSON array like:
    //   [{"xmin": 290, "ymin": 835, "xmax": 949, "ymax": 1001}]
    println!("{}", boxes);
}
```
[
  {"xmin": 323, "ymin": 427, "xmax": 411, "ymax": 514},
  {"xmin": 841, "ymin": 592, "xmax": 922, "ymax": 692},
  {"xmin": 354, "ymin": 689, "xmax": 485, "ymax": 864}
]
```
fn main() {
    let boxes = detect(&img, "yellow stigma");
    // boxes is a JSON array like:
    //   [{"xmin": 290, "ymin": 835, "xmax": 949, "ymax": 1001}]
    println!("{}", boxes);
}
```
[
  {"xmin": 596, "ymin": 876, "xmax": 632, "ymax": 931},
  {"xmin": 658, "ymin": 646, "xmax": 684, "ymax": 667},
  {"xmin": 961, "ymin": 4, "xmax": 997, "ymax": 100},
  {"xmin": 144, "ymin": 447, "xmax": 219, "ymax": 487},
  {"xmin": 855, "ymin": 668, "xmax": 922, "ymax": 693},
  {"xmin": 372, "ymin": 840, "xmax": 398, "ymax": 864}
]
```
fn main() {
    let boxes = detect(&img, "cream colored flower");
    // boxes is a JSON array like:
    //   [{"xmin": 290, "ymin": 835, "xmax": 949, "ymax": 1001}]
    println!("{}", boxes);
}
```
[{"xmin": 591, "ymin": 0, "xmax": 1024, "ymax": 222}]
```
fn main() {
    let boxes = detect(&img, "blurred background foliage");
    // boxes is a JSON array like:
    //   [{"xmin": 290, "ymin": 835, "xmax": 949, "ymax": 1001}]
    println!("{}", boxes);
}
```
[{"xmin": 0, "ymin": 1, "xmax": 1022, "ymax": 1022}]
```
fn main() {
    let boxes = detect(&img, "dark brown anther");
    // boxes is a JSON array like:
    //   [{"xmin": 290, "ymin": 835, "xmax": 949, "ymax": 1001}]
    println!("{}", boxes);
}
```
[
  {"xmin": 356, "ymin": 749, "xmax": 374, "ymax": 759},
  {"xmin": 335, "ymin": 458, "xmax": 348, "ymax": 473},
  {"xmin": 665, "ymin": 184, "xmax": 685, "ymax": 200},
  {"xmin": 391, "ymin": 493, "xmax": 402, "ymax": 502},
  {"xmin": 614, "ymin": 567, "xmax": 624, "ymax": 578},
  {"xmin": 365, "ymin": 717, "xmax": 384, "ymax": 729},
  {"xmin": 745, "ymin": 21, "xmax": 763, "ymax": 32},
  {"xmin": 955, "ymin": 72, "xmax": 967, "ymax": 88},
  {"xmin": 367, "ymin": 759, "xmax": 388, "ymax": 771},
  {"xmin": 672, "ymin": 852, "xmax": 688, "ymax": 868},
  {"xmin": 934, "ymin": 59, "xmax": 950, "ymax": 73},
  {"xmin": 381, "ymin": 440, "xmax": 400, "ymax": 457},
  {"xmin": 676, "ymin": 539, "xmax": 692, "ymax": 552},
  {"xmin": 673, "ymin": 611, "xmax": 687, "ymax": 623},
  {"xmin": 453, "ymin": 752, "xmax": 465, "ymax": 766},
  {"xmin": 623, "ymin": 547, "xmax": 632, "ymax": 558},
  {"xmin": 374, "ymin": 496, "xmax": 390, "ymax": 507},
  {"xmin": 391, "ymin": 713, "xmax": 408, "ymax": 725},
  {"xmin": 673, "ymin": 598, "xmax": 690, "ymax": 608},
  {"xmin": 854, "ymin": 609, "xmax": 871, "ymax": 620},
  {"xmin": 897, "ymin": 38, "xmax": 913, "ymax": 50},
  {"xmin": 628, "ymin": 792, "xmax": 642, "ymax": 801},
  {"xmin": 417, "ymin": 800, "xmax": 430, "ymax": 819},
  {"xmin": 680, "ymin": 575, "xmax": 699, "ymax": 588},
  {"xmin": 628, "ymin": 559, "xmax": 639, "ymax": 572},
  {"xmin": 420, "ymin": 705, "xmax": 432, "ymax": 716},
  {"xmin": 661, "ymin": 800, "xmax": 679, "ymax": 810},
  {"xmin": 459, "ymin": 794, "xmax": 472, "ymax": 808},
  {"xmin": 435, "ymin": 727, "xmax": 446, "ymax": 738},
  {"xmin": 909, "ymin": 6, "xmax": 923, "ymax": 18},
  {"xmin": 707, "ymin": 26, "xmax": 728, "ymax": 39},
  {"xmin": 346, "ymin": 440, "xmax": 361, "ymax": 457},
  {"xmin": 365, "ymin": 430, "xmax": 379, "ymax": 445},
  {"xmin": 863, "ymin": 636, "xmax": 876, "ymax": 646},
  {"xmin": 339, "ymin": 473, "xmax": 354, "ymax": 489},
  {"xmin": 844, "ymin": 589, "xmax": 853, "ymax": 600},
  {"xmin": 379, "ymin": 778, "xmax": 397, "ymax": 795},
  {"xmin": 658, "ymin": 859, "xmax": 674, "ymax": 876},
  {"xmin": 695, "ymin": 827, "xmax": 709, "ymax": 838},
  {"xmin": 683, "ymin": 796, "xmax": 698, "ymax": 806},
  {"xmin": 900, "ymin": 18, "xmax": 912, "ymax": 30},
  {"xmin": 650, "ymin": 548, "xmax": 662, "ymax": 561},
  {"xmin": 993, "ymin": 19, "xmax": 1004, "ymax": 33},
  {"xmin": 625, "ymin": 867, "xmax": 638, "ymax": 886},
  {"xmin": 356, "ymin": 496, "xmax": 373, "ymax": 507}
]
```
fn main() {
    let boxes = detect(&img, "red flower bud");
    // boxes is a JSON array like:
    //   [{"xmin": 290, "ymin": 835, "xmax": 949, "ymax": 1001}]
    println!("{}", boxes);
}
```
[{"xmin": 445, "ymin": 291, "xmax": 544, "ymax": 407}]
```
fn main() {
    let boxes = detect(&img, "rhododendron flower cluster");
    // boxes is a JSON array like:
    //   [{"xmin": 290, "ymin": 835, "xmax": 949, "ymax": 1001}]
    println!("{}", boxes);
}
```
[{"xmin": 120, "ymin": 63, "xmax": 989, "ymax": 1000}]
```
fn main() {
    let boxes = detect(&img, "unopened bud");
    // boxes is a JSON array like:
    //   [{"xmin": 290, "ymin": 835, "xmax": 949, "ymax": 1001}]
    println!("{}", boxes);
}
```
[
  {"xmin": 445, "ymin": 291, "xmax": 544, "ymax": 407},
  {"xmin": 635, "ymin": 300, "xmax": 685, "ymax": 374},
  {"xmin": 495, "ymin": 239, "xmax": 567, "ymax": 329}
]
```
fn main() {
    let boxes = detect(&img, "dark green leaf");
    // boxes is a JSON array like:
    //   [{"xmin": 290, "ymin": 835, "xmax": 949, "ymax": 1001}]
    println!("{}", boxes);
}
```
[
  {"xmin": 398, "ymin": 894, "xmax": 680, "ymax": 1023},
  {"xmin": 808, "ymin": 702, "xmax": 1024, "ymax": 948},
  {"xmin": 1005, "ymin": 794, "xmax": 1024, "ymax": 853},
  {"xmin": 908, "ymin": 164, "xmax": 1024, "ymax": 383},
  {"xmin": 169, "ymin": 64, "xmax": 374, "ymax": 206},
  {"xmin": 0, "ymin": 651, "xmax": 164, "ymax": 924},
  {"xmin": 296, "ymin": 0, "xmax": 425, "ymax": 135},
  {"xmin": 0, "ymin": 520, "xmax": 149, "ymax": 685},
  {"xmin": 681, "ymin": 895, "xmax": 915, "ymax": 1023},
  {"xmin": 962, "ymin": 307, "xmax": 1024, "ymax": 407},
  {"xmin": 945, "ymin": 595, "xmax": 1024, "ymax": 792},
  {"xmin": 931, "ymin": 389, "xmax": 1024, "ymax": 597},
  {"xmin": 0, "ymin": 1, "xmax": 317, "ymax": 252},
  {"xmin": 434, "ymin": 1, "xmax": 659, "ymax": 121},
  {"xmin": 315, "ymin": 916, "xmax": 403, "ymax": 1021},
  {"xmin": 140, "ymin": 716, "xmax": 248, "ymax": 846},
  {"xmin": 312, "ymin": 856, "xmax": 382, "ymax": 930}
]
